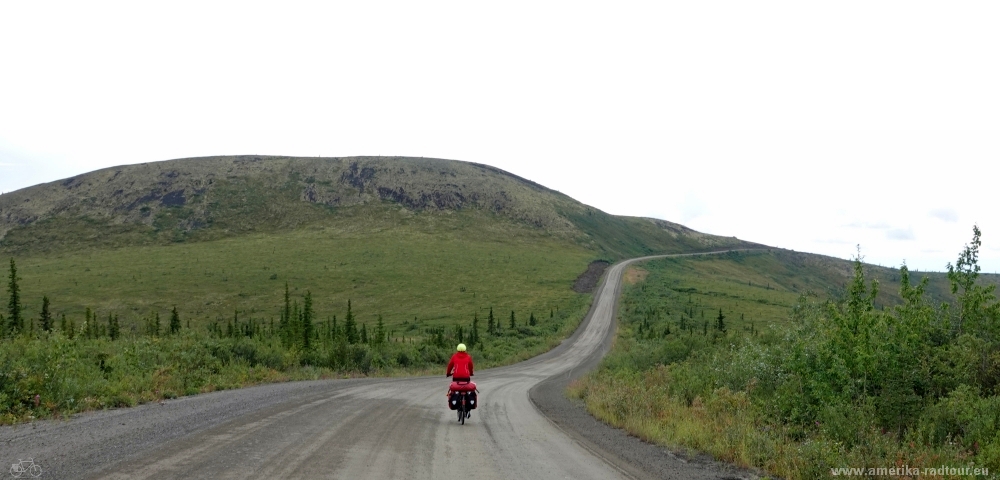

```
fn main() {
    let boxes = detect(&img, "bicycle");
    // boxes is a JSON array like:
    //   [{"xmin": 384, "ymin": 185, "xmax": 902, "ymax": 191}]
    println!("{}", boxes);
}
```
[
  {"xmin": 10, "ymin": 458, "xmax": 42, "ymax": 478},
  {"xmin": 455, "ymin": 391, "xmax": 473, "ymax": 424},
  {"xmin": 447, "ymin": 380, "xmax": 478, "ymax": 425}
]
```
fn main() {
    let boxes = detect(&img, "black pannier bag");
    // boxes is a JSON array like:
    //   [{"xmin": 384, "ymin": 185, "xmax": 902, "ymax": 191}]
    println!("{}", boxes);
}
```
[
  {"xmin": 449, "ymin": 392, "xmax": 461, "ymax": 410},
  {"xmin": 467, "ymin": 391, "xmax": 478, "ymax": 410}
]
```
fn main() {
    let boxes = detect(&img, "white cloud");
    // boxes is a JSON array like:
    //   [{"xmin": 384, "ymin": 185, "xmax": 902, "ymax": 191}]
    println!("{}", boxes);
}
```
[
  {"xmin": 846, "ymin": 221, "xmax": 892, "ymax": 230},
  {"xmin": 885, "ymin": 227, "xmax": 917, "ymax": 240},
  {"xmin": 887, "ymin": 228, "xmax": 916, "ymax": 241},
  {"xmin": 930, "ymin": 209, "xmax": 959, "ymax": 223},
  {"xmin": 816, "ymin": 238, "xmax": 850, "ymax": 245},
  {"xmin": 679, "ymin": 194, "xmax": 709, "ymax": 223}
]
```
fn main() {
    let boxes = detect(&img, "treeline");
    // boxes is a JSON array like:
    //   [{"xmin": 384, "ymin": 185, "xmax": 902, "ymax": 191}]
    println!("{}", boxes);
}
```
[
  {"xmin": 626, "ymin": 298, "xmax": 746, "ymax": 339},
  {"xmin": 2, "ymin": 258, "xmax": 548, "ymax": 351},
  {"xmin": 2, "ymin": 258, "xmax": 185, "ymax": 340},
  {"xmin": 0, "ymin": 257, "xmax": 586, "ymax": 424},
  {"xmin": 576, "ymin": 226, "xmax": 1000, "ymax": 479}
]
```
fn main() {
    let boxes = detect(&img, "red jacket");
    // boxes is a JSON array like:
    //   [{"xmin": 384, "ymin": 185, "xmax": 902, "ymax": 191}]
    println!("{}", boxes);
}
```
[{"xmin": 446, "ymin": 352, "xmax": 474, "ymax": 379}]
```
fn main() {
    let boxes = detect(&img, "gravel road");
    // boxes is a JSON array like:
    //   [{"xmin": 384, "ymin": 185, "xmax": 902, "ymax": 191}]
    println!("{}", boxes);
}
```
[{"xmin": 1, "ymin": 252, "xmax": 759, "ymax": 479}]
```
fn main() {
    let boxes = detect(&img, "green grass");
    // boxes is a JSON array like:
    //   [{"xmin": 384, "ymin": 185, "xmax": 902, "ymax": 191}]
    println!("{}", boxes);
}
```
[{"xmin": 9, "ymin": 204, "xmax": 594, "ymax": 333}]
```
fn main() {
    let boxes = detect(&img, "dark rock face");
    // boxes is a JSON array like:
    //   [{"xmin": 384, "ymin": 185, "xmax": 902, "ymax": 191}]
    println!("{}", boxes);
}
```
[
  {"xmin": 340, "ymin": 162, "xmax": 377, "ymax": 194},
  {"xmin": 376, "ymin": 186, "xmax": 467, "ymax": 210},
  {"xmin": 161, "ymin": 190, "xmax": 187, "ymax": 207}
]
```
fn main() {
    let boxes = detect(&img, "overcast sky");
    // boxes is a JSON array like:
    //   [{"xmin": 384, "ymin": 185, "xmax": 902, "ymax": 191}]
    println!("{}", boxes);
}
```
[{"xmin": 1, "ymin": 1, "xmax": 998, "ymax": 272}]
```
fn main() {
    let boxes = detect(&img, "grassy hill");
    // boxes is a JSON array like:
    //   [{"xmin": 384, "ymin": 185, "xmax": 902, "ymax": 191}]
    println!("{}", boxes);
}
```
[
  {"xmin": 0, "ymin": 155, "xmax": 757, "ymax": 331},
  {"xmin": 0, "ymin": 155, "xmax": 746, "ymax": 257}
]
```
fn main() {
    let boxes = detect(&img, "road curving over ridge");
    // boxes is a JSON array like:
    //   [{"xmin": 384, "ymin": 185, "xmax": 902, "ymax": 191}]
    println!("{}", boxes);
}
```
[{"xmin": 1, "ymin": 251, "xmax": 759, "ymax": 479}]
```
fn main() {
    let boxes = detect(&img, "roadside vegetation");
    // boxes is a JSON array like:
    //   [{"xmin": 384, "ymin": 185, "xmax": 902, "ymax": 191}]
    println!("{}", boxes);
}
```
[
  {"xmin": 0, "ymin": 252, "xmax": 592, "ymax": 424},
  {"xmin": 571, "ymin": 227, "xmax": 1000, "ymax": 479}
]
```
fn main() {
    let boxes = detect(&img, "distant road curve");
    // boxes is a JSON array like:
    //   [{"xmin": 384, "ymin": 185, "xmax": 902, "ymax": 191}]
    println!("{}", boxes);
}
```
[{"xmin": 1, "ymin": 250, "xmax": 759, "ymax": 480}]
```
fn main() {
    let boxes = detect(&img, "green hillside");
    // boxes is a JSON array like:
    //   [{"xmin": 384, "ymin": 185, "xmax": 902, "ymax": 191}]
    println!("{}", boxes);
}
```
[
  {"xmin": 0, "ymin": 155, "xmax": 747, "ymax": 258},
  {"xmin": 632, "ymin": 249, "xmax": 987, "ymax": 326},
  {"xmin": 0, "ymin": 156, "xmax": 757, "ymax": 328}
]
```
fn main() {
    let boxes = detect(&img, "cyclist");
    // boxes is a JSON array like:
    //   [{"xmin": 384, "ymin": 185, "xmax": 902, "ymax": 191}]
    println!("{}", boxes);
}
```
[
  {"xmin": 446, "ymin": 343, "xmax": 475, "ymax": 418},
  {"xmin": 446, "ymin": 343, "xmax": 474, "ymax": 382}
]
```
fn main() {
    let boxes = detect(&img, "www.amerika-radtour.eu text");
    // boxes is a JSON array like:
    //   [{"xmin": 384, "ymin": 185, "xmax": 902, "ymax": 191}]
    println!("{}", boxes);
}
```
[{"xmin": 830, "ymin": 466, "xmax": 989, "ymax": 477}]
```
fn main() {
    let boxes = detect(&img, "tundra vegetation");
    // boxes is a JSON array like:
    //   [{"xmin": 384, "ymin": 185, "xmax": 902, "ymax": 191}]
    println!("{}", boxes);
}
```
[
  {"xmin": 571, "ymin": 226, "xmax": 1000, "ymax": 479},
  {"xmin": 0, "ymin": 254, "xmax": 592, "ymax": 424},
  {"xmin": 0, "ymin": 156, "xmax": 753, "ymax": 424}
]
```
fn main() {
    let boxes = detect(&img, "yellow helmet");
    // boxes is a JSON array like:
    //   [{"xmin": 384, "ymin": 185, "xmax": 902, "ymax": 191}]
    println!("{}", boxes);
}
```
[{"xmin": 457, "ymin": 343, "xmax": 467, "ymax": 352}]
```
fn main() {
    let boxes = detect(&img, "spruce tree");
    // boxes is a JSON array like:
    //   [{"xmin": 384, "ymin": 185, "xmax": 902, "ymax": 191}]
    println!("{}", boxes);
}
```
[
  {"xmin": 529, "ymin": 312, "xmax": 536, "ymax": 326},
  {"xmin": 290, "ymin": 301, "xmax": 301, "ymax": 348},
  {"xmin": 374, "ymin": 314, "xmax": 386, "ymax": 346},
  {"xmin": 85, "ymin": 307, "xmax": 93, "ymax": 339},
  {"xmin": 283, "ymin": 282, "xmax": 291, "ymax": 331},
  {"xmin": 510, "ymin": 311, "xmax": 516, "ymax": 330},
  {"xmin": 344, "ymin": 300, "xmax": 358, "ymax": 344},
  {"xmin": 60, "ymin": 313, "xmax": 67, "ymax": 336},
  {"xmin": 40, "ymin": 296, "xmax": 52, "ymax": 332},
  {"xmin": 7, "ymin": 258, "xmax": 22, "ymax": 335},
  {"xmin": 169, "ymin": 306, "xmax": 181, "ymax": 334},
  {"xmin": 302, "ymin": 291, "xmax": 314, "ymax": 350},
  {"xmin": 109, "ymin": 313, "xmax": 120, "ymax": 340},
  {"xmin": 471, "ymin": 312, "xmax": 480, "ymax": 347},
  {"xmin": 716, "ymin": 308, "xmax": 726, "ymax": 334},
  {"xmin": 487, "ymin": 307, "xmax": 495, "ymax": 335},
  {"xmin": 280, "ymin": 282, "xmax": 291, "ymax": 344},
  {"xmin": 154, "ymin": 312, "xmax": 161, "ymax": 336},
  {"xmin": 360, "ymin": 323, "xmax": 368, "ymax": 344},
  {"xmin": 68, "ymin": 317, "xmax": 75, "ymax": 339}
]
